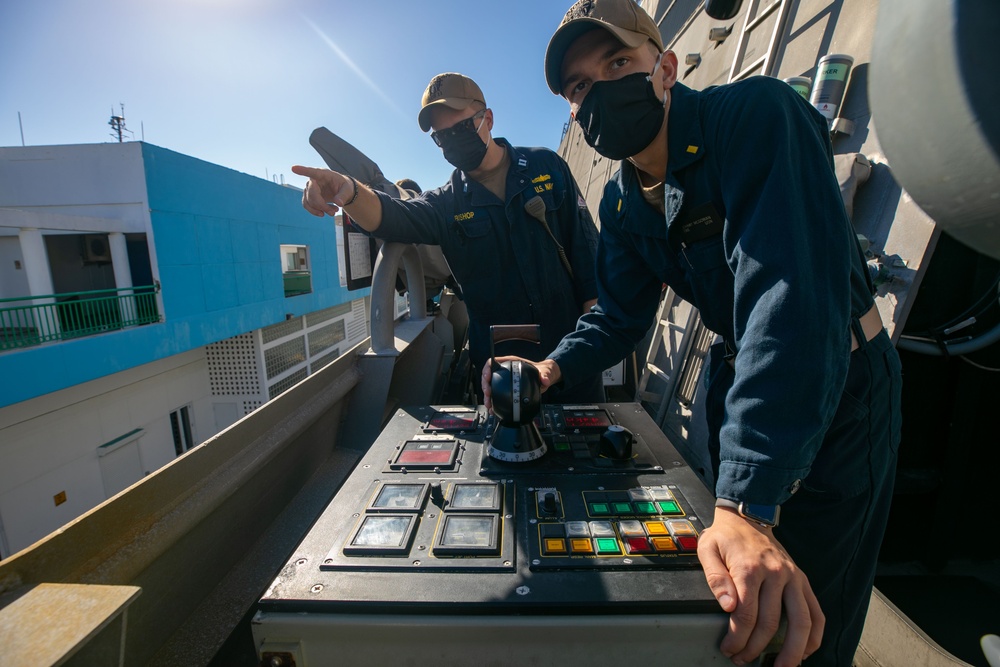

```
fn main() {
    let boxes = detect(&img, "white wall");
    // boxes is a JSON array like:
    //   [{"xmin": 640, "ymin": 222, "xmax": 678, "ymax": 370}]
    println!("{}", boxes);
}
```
[
  {"xmin": 0, "ymin": 143, "xmax": 150, "ymax": 230},
  {"xmin": 0, "ymin": 349, "xmax": 213, "ymax": 557},
  {"xmin": 0, "ymin": 237, "xmax": 29, "ymax": 299}
]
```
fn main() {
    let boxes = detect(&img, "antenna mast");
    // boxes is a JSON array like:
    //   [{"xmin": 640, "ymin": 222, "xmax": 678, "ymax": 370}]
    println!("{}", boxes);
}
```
[{"xmin": 109, "ymin": 103, "xmax": 133, "ymax": 142}]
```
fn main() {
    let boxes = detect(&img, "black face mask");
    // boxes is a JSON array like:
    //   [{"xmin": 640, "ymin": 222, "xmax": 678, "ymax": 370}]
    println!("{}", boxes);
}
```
[
  {"xmin": 437, "ymin": 114, "xmax": 489, "ymax": 172},
  {"xmin": 575, "ymin": 64, "xmax": 665, "ymax": 160}
]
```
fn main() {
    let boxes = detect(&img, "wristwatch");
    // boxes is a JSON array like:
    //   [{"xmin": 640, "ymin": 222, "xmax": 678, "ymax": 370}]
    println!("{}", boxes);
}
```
[{"xmin": 715, "ymin": 498, "xmax": 780, "ymax": 528}]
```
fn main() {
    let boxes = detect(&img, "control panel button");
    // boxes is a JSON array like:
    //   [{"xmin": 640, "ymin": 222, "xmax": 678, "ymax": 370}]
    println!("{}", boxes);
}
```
[
  {"xmin": 649, "ymin": 486, "xmax": 674, "ymax": 501},
  {"xmin": 628, "ymin": 488, "xmax": 653, "ymax": 501},
  {"xmin": 634, "ymin": 501, "xmax": 657, "ymax": 515},
  {"xmin": 543, "ymin": 538, "xmax": 567, "ymax": 555},
  {"xmin": 570, "ymin": 538, "xmax": 594, "ymax": 554},
  {"xmin": 539, "ymin": 523, "xmax": 566, "ymax": 538},
  {"xmin": 657, "ymin": 500, "xmax": 682, "ymax": 515},
  {"xmin": 344, "ymin": 515, "xmax": 418, "ymax": 556},
  {"xmin": 369, "ymin": 484, "xmax": 428, "ymax": 512},
  {"xmin": 432, "ymin": 514, "xmax": 500, "ymax": 556},
  {"xmin": 613, "ymin": 502, "xmax": 633, "ymax": 514},
  {"xmin": 589, "ymin": 521, "xmax": 615, "ymax": 537},
  {"xmin": 617, "ymin": 520, "xmax": 644, "ymax": 537},
  {"xmin": 624, "ymin": 536, "xmax": 653, "ymax": 554},
  {"xmin": 565, "ymin": 521, "xmax": 591, "ymax": 537},
  {"xmin": 652, "ymin": 537, "xmax": 678, "ymax": 552},
  {"xmin": 666, "ymin": 519, "xmax": 697, "ymax": 537},
  {"xmin": 451, "ymin": 483, "xmax": 501, "ymax": 511},
  {"xmin": 644, "ymin": 521, "xmax": 669, "ymax": 536},
  {"xmin": 595, "ymin": 538, "xmax": 622, "ymax": 554},
  {"xmin": 677, "ymin": 536, "xmax": 698, "ymax": 552},
  {"xmin": 588, "ymin": 502, "xmax": 611, "ymax": 516}
]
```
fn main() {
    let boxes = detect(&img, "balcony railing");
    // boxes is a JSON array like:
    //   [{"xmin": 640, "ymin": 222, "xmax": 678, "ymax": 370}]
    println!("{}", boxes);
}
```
[
  {"xmin": 283, "ymin": 270, "xmax": 312, "ymax": 297},
  {"xmin": 0, "ymin": 285, "xmax": 161, "ymax": 351}
]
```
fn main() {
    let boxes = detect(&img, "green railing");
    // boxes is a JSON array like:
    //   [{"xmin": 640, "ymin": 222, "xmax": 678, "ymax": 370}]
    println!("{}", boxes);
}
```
[
  {"xmin": 0, "ymin": 285, "xmax": 161, "ymax": 351},
  {"xmin": 283, "ymin": 270, "xmax": 312, "ymax": 297}
]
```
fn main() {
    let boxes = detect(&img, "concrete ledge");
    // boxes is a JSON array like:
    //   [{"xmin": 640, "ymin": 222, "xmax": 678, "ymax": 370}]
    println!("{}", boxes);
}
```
[{"xmin": 0, "ymin": 583, "xmax": 141, "ymax": 666}]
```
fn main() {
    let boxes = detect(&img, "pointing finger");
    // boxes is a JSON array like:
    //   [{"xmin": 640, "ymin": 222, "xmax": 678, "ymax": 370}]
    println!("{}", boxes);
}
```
[{"xmin": 291, "ymin": 164, "xmax": 325, "ymax": 178}]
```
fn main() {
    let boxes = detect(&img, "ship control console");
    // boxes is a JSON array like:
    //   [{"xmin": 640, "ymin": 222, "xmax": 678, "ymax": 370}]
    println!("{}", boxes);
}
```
[{"xmin": 254, "ymin": 329, "xmax": 732, "ymax": 665}]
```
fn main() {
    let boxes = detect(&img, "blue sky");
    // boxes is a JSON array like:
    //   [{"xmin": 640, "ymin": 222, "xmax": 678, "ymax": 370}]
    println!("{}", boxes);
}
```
[{"xmin": 0, "ymin": 0, "xmax": 578, "ymax": 192}]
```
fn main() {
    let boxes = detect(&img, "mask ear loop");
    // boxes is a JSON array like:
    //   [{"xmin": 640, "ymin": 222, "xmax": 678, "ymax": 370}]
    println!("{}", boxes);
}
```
[
  {"xmin": 648, "ymin": 51, "xmax": 668, "ymax": 107},
  {"xmin": 474, "ymin": 109, "xmax": 488, "ymax": 134}
]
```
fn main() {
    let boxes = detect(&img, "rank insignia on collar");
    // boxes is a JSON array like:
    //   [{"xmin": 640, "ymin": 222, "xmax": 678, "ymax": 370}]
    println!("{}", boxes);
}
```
[{"xmin": 518, "ymin": 158, "xmax": 527, "ymax": 167}]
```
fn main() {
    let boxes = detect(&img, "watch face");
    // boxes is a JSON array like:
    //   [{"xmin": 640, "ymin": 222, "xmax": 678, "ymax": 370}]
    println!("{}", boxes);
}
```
[{"xmin": 741, "ymin": 503, "xmax": 780, "ymax": 526}]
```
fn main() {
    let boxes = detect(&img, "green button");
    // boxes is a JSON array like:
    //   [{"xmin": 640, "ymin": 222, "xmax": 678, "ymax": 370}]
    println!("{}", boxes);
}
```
[
  {"xmin": 589, "ymin": 502, "xmax": 610, "ymax": 515},
  {"xmin": 635, "ymin": 501, "xmax": 657, "ymax": 514},
  {"xmin": 657, "ymin": 501, "xmax": 681, "ymax": 515},
  {"xmin": 596, "ymin": 538, "xmax": 621, "ymax": 554},
  {"xmin": 613, "ymin": 502, "xmax": 632, "ymax": 514},
  {"xmin": 553, "ymin": 439, "xmax": 571, "ymax": 451}
]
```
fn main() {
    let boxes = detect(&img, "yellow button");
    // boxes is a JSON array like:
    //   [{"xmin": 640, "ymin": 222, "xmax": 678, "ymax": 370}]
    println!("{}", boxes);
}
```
[
  {"xmin": 544, "ymin": 538, "xmax": 567, "ymax": 554},
  {"xmin": 652, "ymin": 537, "xmax": 678, "ymax": 552},
  {"xmin": 570, "ymin": 538, "xmax": 594, "ymax": 553},
  {"xmin": 644, "ymin": 521, "xmax": 669, "ymax": 536}
]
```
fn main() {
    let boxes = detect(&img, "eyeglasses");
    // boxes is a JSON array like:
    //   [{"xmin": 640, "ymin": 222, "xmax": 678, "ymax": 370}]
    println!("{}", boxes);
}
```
[{"xmin": 430, "ymin": 110, "xmax": 487, "ymax": 147}]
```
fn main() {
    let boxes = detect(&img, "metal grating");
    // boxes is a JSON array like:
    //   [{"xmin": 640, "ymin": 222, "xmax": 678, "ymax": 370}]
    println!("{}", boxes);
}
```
[
  {"xmin": 205, "ymin": 333, "xmax": 261, "ymax": 397},
  {"xmin": 311, "ymin": 347, "xmax": 341, "ymax": 371},
  {"xmin": 308, "ymin": 320, "xmax": 346, "ymax": 358},
  {"xmin": 306, "ymin": 302, "xmax": 352, "ymax": 327},
  {"xmin": 261, "ymin": 317, "xmax": 303, "ymax": 344},
  {"xmin": 268, "ymin": 368, "xmax": 308, "ymax": 400},
  {"xmin": 347, "ymin": 298, "xmax": 368, "ymax": 343},
  {"xmin": 264, "ymin": 337, "xmax": 306, "ymax": 378}
]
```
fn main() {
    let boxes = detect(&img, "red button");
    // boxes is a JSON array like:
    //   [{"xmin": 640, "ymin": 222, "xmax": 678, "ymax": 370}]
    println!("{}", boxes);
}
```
[
  {"xmin": 625, "ymin": 536, "xmax": 652, "ymax": 554},
  {"xmin": 678, "ymin": 536, "xmax": 698, "ymax": 551}
]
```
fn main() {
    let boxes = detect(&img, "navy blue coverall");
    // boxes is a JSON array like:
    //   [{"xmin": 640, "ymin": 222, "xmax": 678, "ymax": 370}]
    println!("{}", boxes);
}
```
[
  {"xmin": 549, "ymin": 78, "xmax": 901, "ymax": 666},
  {"xmin": 373, "ymin": 138, "xmax": 603, "ymax": 403}
]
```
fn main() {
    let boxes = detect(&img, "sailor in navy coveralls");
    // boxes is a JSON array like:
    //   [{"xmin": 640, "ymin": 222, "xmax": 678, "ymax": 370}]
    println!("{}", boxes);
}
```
[
  {"xmin": 485, "ymin": 2, "xmax": 901, "ymax": 666},
  {"xmin": 295, "ymin": 73, "xmax": 603, "ymax": 403}
]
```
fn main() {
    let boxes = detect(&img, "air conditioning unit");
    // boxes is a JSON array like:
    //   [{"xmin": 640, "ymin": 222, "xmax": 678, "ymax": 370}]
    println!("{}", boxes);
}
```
[{"xmin": 83, "ymin": 234, "xmax": 112, "ymax": 263}]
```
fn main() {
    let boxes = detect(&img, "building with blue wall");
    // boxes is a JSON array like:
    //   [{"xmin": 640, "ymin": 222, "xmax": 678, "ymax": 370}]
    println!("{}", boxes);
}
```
[{"xmin": 0, "ymin": 142, "xmax": 373, "ymax": 555}]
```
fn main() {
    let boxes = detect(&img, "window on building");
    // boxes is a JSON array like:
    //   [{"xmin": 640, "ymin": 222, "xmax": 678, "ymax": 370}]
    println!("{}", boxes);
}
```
[
  {"xmin": 281, "ymin": 244, "xmax": 312, "ymax": 296},
  {"xmin": 170, "ymin": 406, "xmax": 195, "ymax": 456}
]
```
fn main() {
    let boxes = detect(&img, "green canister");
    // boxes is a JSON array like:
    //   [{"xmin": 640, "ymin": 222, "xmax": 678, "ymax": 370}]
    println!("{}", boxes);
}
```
[
  {"xmin": 809, "ymin": 54, "xmax": 854, "ymax": 120},
  {"xmin": 783, "ymin": 76, "xmax": 812, "ymax": 100}
]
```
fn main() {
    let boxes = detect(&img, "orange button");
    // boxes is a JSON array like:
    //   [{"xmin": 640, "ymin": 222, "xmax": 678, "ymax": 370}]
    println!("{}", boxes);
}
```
[
  {"xmin": 644, "ymin": 521, "xmax": 668, "ymax": 536},
  {"xmin": 544, "ymin": 538, "xmax": 567, "ymax": 554},
  {"xmin": 652, "ymin": 537, "xmax": 678, "ymax": 552},
  {"xmin": 570, "ymin": 538, "xmax": 594, "ymax": 553}
]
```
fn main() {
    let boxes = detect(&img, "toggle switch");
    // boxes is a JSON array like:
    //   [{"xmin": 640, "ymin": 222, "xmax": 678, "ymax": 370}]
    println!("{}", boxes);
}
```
[{"xmin": 430, "ymin": 481, "xmax": 445, "ymax": 507}]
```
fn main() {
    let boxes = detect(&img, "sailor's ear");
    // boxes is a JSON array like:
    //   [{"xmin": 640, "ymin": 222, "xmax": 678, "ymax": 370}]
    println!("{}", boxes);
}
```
[{"xmin": 660, "ymin": 50, "xmax": 679, "ymax": 90}]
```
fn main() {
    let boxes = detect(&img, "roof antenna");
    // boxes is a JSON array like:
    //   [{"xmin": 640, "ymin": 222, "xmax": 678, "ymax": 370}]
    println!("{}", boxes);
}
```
[{"xmin": 109, "ymin": 103, "xmax": 134, "ymax": 143}]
